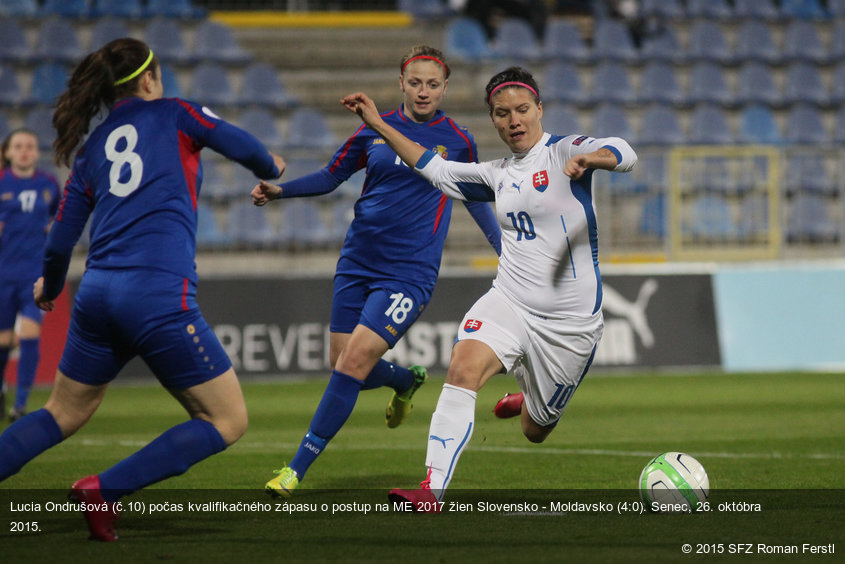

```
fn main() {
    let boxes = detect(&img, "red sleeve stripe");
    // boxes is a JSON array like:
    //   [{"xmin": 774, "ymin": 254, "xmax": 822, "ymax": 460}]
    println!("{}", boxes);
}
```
[
  {"xmin": 432, "ymin": 193, "xmax": 448, "ymax": 234},
  {"xmin": 447, "ymin": 118, "xmax": 475, "ymax": 162},
  {"xmin": 177, "ymin": 99, "xmax": 216, "ymax": 129},
  {"xmin": 328, "ymin": 123, "xmax": 367, "ymax": 174}
]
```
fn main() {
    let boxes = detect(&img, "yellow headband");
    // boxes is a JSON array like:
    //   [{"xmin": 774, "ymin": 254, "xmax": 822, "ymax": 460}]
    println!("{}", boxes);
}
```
[{"xmin": 113, "ymin": 49, "xmax": 154, "ymax": 86}]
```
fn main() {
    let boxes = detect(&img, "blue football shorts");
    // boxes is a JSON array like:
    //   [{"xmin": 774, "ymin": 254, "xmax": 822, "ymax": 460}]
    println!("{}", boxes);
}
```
[
  {"xmin": 59, "ymin": 268, "xmax": 231, "ymax": 389},
  {"xmin": 330, "ymin": 273, "xmax": 432, "ymax": 348},
  {"xmin": 0, "ymin": 277, "xmax": 44, "ymax": 330}
]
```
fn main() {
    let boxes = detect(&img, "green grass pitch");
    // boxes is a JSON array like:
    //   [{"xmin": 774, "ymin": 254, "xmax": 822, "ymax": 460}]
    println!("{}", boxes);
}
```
[{"xmin": 2, "ymin": 371, "xmax": 843, "ymax": 562}]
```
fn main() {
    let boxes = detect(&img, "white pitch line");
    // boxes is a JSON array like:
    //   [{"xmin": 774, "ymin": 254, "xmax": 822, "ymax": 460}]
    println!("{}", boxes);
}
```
[{"xmin": 76, "ymin": 438, "xmax": 845, "ymax": 460}]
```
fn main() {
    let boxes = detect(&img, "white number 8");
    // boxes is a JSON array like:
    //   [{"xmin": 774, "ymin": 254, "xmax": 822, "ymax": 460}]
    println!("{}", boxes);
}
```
[{"xmin": 105, "ymin": 124, "xmax": 144, "ymax": 197}]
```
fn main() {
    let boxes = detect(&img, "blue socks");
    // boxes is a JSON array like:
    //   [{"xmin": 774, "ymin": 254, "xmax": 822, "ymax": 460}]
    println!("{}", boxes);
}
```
[
  {"xmin": 361, "ymin": 359, "xmax": 414, "ymax": 393},
  {"xmin": 290, "ymin": 370, "xmax": 363, "ymax": 479},
  {"xmin": 0, "ymin": 408, "xmax": 63, "ymax": 481},
  {"xmin": 14, "ymin": 339, "xmax": 39, "ymax": 411},
  {"xmin": 98, "ymin": 418, "xmax": 226, "ymax": 502}
]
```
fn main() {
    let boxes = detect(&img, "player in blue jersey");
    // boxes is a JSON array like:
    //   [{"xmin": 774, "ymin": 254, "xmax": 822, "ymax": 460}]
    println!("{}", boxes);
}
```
[
  {"xmin": 0, "ymin": 38, "xmax": 284, "ymax": 541},
  {"xmin": 252, "ymin": 45, "xmax": 501, "ymax": 497},
  {"xmin": 0, "ymin": 128, "xmax": 60, "ymax": 422}
]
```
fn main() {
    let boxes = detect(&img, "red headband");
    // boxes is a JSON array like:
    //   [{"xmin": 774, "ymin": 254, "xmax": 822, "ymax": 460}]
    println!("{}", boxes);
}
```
[
  {"xmin": 488, "ymin": 81, "xmax": 539, "ymax": 104},
  {"xmin": 401, "ymin": 55, "xmax": 448, "ymax": 74}
]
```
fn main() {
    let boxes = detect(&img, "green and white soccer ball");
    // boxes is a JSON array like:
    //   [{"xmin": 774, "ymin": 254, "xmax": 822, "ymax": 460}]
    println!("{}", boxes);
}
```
[{"xmin": 639, "ymin": 452, "xmax": 710, "ymax": 513}]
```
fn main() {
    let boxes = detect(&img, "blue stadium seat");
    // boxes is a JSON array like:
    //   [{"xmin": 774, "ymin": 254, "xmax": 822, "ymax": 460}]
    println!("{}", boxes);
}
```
[
  {"xmin": 639, "ymin": 0, "xmax": 684, "ymax": 19},
  {"xmin": 639, "ymin": 194, "xmax": 665, "ymax": 238},
  {"xmin": 688, "ymin": 196, "xmax": 734, "ymax": 240},
  {"xmin": 639, "ymin": 27, "xmax": 684, "ymax": 64},
  {"xmin": 239, "ymin": 62, "xmax": 299, "ymax": 109},
  {"xmin": 779, "ymin": 0, "xmax": 828, "ymax": 20},
  {"xmin": 145, "ymin": 18, "xmax": 196, "ymax": 66},
  {"xmin": 189, "ymin": 62, "xmax": 237, "ymax": 107},
  {"xmin": 835, "ymin": 108, "xmax": 845, "ymax": 144},
  {"xmin": 787, "ymin": 194, "xmax": 838, "ymax": 243},
  {"xmin": 198, "ymin": 158, "xmax": 235, "ymax": 203},
  {"xmin": 145, "ymin": 0, "xmax": 206, "ymax": 19},
  {"xmin": 830, "ymin": 63, "xmax": 845, "ymax": 105},
  {"xmin": 159, "ymin": 64, "xmax": 183, "ymax": 99},
  {"xmin": 542, "ymin": 61, "xmax": 588, "ymax": 106},
  {"xmin": 23, "ymin": 107, "xmax": 56, "ymax": 150},
  {"xmin": 285, "ymin": 107, "xmax": 337, "ymax": 152},
  {"xmin": 591, "ymin": 61, "xmax": 636, "ymax": 105},
  {"xmin": 92, "ymin": 0, "xmax": 142, "ymax": 18},
  {"xmin": 90, "ymin": 17, "xmax": 130, "ymax": 49},
  {"xmin": 784, "ymin": 154, "xmax": 837, "ymax": 196},
  {"xmin": 734, "ymin": 62, "xmax": 781, "ymax": 107},
  {"xmin": 685, "ymin": 0, "xmax": 732, "ymax": 19},
  {"xmin": 29, "ymin": 62, "xmax": 68, "ymax": 106},
  {"xmin": 193, "ymin": 21, "xmax": 251, "ymax": 65},
  {"xmin": 686, "ymin": 20, "xmax": 732, "ymax": 64},
  {"xmin": 737, "ymin": 105, "xmax": 782, "ymax": 145},
  {"xmin": 637, "ymin": 62, "xmax": 683, "ymax": 106},
  {"xmin": 829, "ymin": 0, "xmax": 845, "ymax": 17},
  {"xmin": 40, "ymin": 0, "xmax": 89, "ymax": 18},
  {"xmin": 541, "ymin": 104, "xmax": 581, "ymax": 136},
  {"xmin": 196, "ymin": 202, "xmax": 231, "ymax": 249},
  {"xmin": 226, "ymin": 201, "xmax": 278, "ymax": 247},
  {"xmin": 831, "ymin": 22, "xmax": 845, "ymax": 62},
  {"xmin": 239, "ymin": 107, "xmax": 282, "ymax": 150},
  {"xmin": 734, "ymin": 21, "xmax": 780, "ymax": 65},
  {"xmin": 0, "ymin": 19, "xmax": 30, "ymax": 63},
  {"xmin": 785, "ymin": 104, "xmax": 828, "ymax": 144},
  {"xmin": 592, "ymin": 20, "xmax": 638, "ymax": 62},
  {"xmin": 638, "ymin": 105, "xmax": 684, "ymax": 146},
  {"xmin": 591, "ymin": 104, "xmax": 635, "ymax": 142},
  {"xmin": 445, "ymin": 17, "xmax": 491, "ymax": 63},
  {"xmin": 491, "ymin": 18, "xmax": 542, "ymax": 61},
  {"xmin": 280, "ymin": 199, "xmax": 332, "ymax": 249},
  {"xmin": 542, "ymin": 19, "xmax": 590, "ymax": 62},
  {"xmin": 0, "ymin": 65, "xmax": 25, "ymax": 106},
  {"xmin": 782, "ymin": 21, "xmax": 828, "ymax": 63},
  {"xmin": 687, "ymin": 63, "xmax": 732, "ymax": 106},
  {"xmin": 688, "ymin": 105, "xmax": 733, "ymax": 145},
  {"xmin": 35, "ymin": 19, "xmax": 83, "ymax": 63},
  {"xmin": 733, "ymin": 0, "xmax": 779, "ymax": 20},
  {"xmin": 782, "ymin": 63, "xmax": 828, "ymax": 106},
  {"xmin": 0, "ymin": 0, "xmax": 37, "ymax": 17}
]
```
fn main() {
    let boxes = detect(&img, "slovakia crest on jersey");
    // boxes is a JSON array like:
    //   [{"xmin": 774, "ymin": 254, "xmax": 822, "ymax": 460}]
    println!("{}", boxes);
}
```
[
  {"xmin": 464, "ymin": 319, "xmax": 483, "ymax": 333},
  {"xmin": 432, "ymin": 145, "xmax": 448, "ymax": 159},
  {"xmin": 533, "ymin": 170, "xmax": 549, "ymax": 193}
]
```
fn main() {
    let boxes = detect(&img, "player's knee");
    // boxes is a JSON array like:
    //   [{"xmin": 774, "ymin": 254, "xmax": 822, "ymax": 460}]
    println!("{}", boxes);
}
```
[
  {"xmin": 214, "ymin": 409, "xmax": 248, "ymax": 446},
  {"xmin": 521, "ymin": 419, "xmax": 555, "ymax": 443}
]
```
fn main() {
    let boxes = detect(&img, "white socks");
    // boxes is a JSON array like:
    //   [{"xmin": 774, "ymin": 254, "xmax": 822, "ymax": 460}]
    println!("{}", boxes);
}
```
[{"xmin": 424, "ymin": 383, "xmax": 477, "ymax": 500}]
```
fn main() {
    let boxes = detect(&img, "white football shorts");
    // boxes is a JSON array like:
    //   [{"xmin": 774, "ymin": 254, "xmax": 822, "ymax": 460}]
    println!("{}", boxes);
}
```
[{"xmin": 457, "ymin": 285, "xmax": 603, "ymax": 427}]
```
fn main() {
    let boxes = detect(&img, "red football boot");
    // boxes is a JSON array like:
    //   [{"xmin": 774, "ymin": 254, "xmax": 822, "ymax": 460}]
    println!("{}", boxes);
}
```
[
  {"xmin": 493, "ymin": 392, "xmax": 524, "ymax": 419},
  {"xmin": 68, "ymin": 475, "xmax": 120, "ymax": 541}
]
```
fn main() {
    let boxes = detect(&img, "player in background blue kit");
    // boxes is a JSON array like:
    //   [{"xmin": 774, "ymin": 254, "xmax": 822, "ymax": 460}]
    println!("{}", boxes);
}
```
[
  {"xmin": 0, "ymin": 38, "xmax": 284, "ymax": 541},
  {"xmin": 0, "ymin": 129, "xmax": 60, "ymax": 422},
  {"xmin": 252, "ymin": 45, "xmax": 501, "ymax": 497}
]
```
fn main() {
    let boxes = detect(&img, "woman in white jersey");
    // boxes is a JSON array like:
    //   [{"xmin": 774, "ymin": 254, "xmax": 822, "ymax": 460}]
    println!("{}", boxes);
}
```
[{"xmin": 341, "ymin": 67, "xmax": 637, "ymax": 510}]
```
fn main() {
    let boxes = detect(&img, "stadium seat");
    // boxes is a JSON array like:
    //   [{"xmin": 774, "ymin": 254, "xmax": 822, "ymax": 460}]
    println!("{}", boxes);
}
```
[
  {"xmin": 734, "ymin": 62, "xmax": 781, "ymax": 107},
  {"xmin": 491, "ymin": 18, "xmax": 542, "ymax": 61},
  {"xmin": 159, "ymin": 64, "xmax": 184, "ymax": 99},
  {"xmin": 193, "ymin": 21, "xmax": 251, "ymax": 65},
  {"xmin": 688, "ymin": 196, "xmax": 734, "ymax": 240},
  {"xmin": 285, "ymin": 107, "xmax": 337, "ymax": 152},
  {"xmin": 835, "ymin": 108, "xmax": 845, "ymax": 144},
  {"xmin": 145, "ymin": 0, "xmax": 206, "ymax": 19},
  {"xmin": 687, "ymin": 63, "xmax": 732, "ymax": 106},
  {"xmin": 198, "ymin": 158, "xmax": 235, "ymax": 203},
  {"xmin": 685, "ymin": 0, "xmax": 732, "ymax": 19},
  {"xmin": 782, "ymin": 21, "xmax": 828, "ymax": 63},
  {"xmin": 90, "ymin": 17, "xmax": 130, "ymax": 50},
  {"xmin": 29, "ymin": 62, "xmax": 69, "ymax": 106},
  {"xmin": 785, "ymin": 104, "xmax": 828, "ymax": 144},
  {"xmin": 688, "ymin": 105, "xmax": 733, "ymax": 145},
  {"xmin": 829, "ymin": 63, "xmax": 845, "ymax": 105},
  {"xmin": 0, "ymin": 19, "xmax": 30, "ymax": 63},
  {"xmin": 686, "ymin": 20, "xmax": 732, "ymax": 64},
  {"xmin": 639, "ymin": 0, "xmax": 684, "ymax": 19},
  {"xmin": 0, "ymin": 64, "xmax": 25, "ymax": 106},
  {"xmin": 734, "ymin": 21, "xmax": 780, "ymax": 65},
  {"xmin": 637, "ymin": 62, "xmax": 683, "ymax": 106},
  {"xmin": 239, "ymin": 62, "xmax": 299, "ymax": 109},
  {"xmin": 541, "ymin": 104, "xmax": 581, "ymax": 136},
  {"xmin": 145, "ymin": 18, "xmax": 196, "ymax": 66},
  {"xmin": 828, "ymin": 0, "xmax": 845, "ymax": 17},
  {"xmin": 23, "ymin": 107, "xmax": 56, "ymax": 150},
  {"xmin": 639, "ymin": 194, "xmax": 665, "ymax": 238},
  {"xmin": 591, "ymin": 104, "xmax": 635, "ymax": 142},
  {"xmin": 592, "ymin": 20, "xmax": 638, "ymax": 63},
  {"xmin": 92, "ymin": 0, "xmax": 142, "ymax": 18},
  {"xmin": 444, "ymin": 17, "xmax": 491, "ymax": 63},
  {"xmin": 639, "ymin": 27, "xmax": 685, "ymax": 64},
  {"xmin": 189, "ymin": 62, "xmax": 237, "ymax": 107},
  {"xmin": 782, "ymin": 63, "xmax": 828, "ymax": 107},
  {"xmin": 196, "ymin": 201, "xmax": 231, "ymax": 249},
  {"xmin": 542, "ymin": 61, "xmax": 588, "ymax": 106},
  {"xmin": 784, "ymin": 154, "xmax": 836, "ymax": 196},
  {"xmin": 779, "ymin": 0, "xmax": 828, "ymax": 20},
  {"xmin": 638, "ymin": 105, "xmax": 684, "ymax": 146},
  {"xmin": 280, "ymin": 199, "xmax": 332, "ymax": 249},
  {"xmin": 733, "ymin": 0, "xmax": 779, "ymax": 20},
  {"xmin": 239, "ymin": 107, "xmax": 283, "ymax": 150},
  {"xmin": 35, "ymin": 18, "xmax": 83, "ymax": 63},
  {"xmin": 591, "ymin": 61, "xmax": 636, "ymax": 106},
  {"xmin": 831, "ymin": 22, "xmax": 845, "ymax": 62},
  {"xmin": 329, "ymin": 200, "xmax": 355, "ymax": 244},
  {"xmin": 787, "ymin": 194, "xmax": 839, "ymax": 243},
  {"xmin": 737, "ymin": 105, "xmax": 782, "ymax": 145},
  {"xmin": 225, "ymin": 201, "xmax": 278, "ymax": 247},
  {"xmin": 40, "ymin": 0, "xmax": 89, "ymax": 18},
  {"xmin": 0, "ymin": 0, "xmax": 37, "ymax": 17},
  {"xmin": 542, "ymin": 19, "xmax": 590, "ymax": 62}
]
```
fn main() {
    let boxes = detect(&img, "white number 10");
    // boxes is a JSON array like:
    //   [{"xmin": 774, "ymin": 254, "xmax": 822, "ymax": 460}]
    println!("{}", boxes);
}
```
[{"xmin": 105, "ymin": 124, "xmax": 144, "ymax": 197}]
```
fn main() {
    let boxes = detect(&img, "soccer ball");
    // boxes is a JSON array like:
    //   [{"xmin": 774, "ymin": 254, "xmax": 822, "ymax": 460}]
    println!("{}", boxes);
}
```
[{"xmin": 639, "ymin": 452, "xmax": 709, "ymax": 513}]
